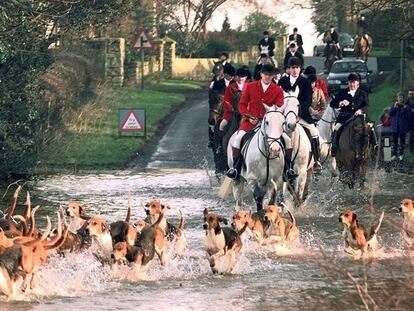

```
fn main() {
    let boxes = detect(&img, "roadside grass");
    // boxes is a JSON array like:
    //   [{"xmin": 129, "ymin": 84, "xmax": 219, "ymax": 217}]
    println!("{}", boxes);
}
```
[
  {"xmin": 38, "ymin": 80, "xmax": 203, "ymax": 171},
  {"xmin": 370, "ymin": 48, "xmax": 392, "ymax": 57},
  {"xmin": 368, "ymin": 77, "xmax": 414, "ymax": 163},
  {"xmin": 369, "ymin": 77, "xmax": 399, "ymax": 122}
]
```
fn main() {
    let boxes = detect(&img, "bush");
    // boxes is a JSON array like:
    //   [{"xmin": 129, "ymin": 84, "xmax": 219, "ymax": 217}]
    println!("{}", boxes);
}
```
[{"xmin": 196, "ymin": 38, "xmax": 232, "ymax": 58}]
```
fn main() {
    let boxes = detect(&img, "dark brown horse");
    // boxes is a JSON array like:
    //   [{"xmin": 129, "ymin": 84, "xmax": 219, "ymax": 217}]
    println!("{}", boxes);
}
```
[
  {"xmin": 325, "ymin": 43, "xmax": 339, "ymax": 73},
  {"xmin": 212, "ymin": 90, "xmax": 242, "ymax": 175},
  {"xmin": 336, "ymin": 115, "xmax": 371, "ymax": 188},
  {"xmin": 354, "ymin": 34, "xmax": 372, "ymax": 63}
]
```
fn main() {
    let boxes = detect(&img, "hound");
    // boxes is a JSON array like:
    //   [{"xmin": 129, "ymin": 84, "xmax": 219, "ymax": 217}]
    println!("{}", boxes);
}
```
[
  {"xmin": 339, "ymin": 209, "xmax": 384, "ymax": 259},
  {"xmin": 203, "ymin": 208, "xmax": 247, "ymax": 274},
  {"xmin": 263, "ymin": 204, "xmax": 299, "ymax": 247},
  {"xmin": 399, "ymin": 199, "xmax": 414, "ymax": 248},
  {"xmin": 144, "ymin": 200, "xmax": 186, "ymax": 254}
]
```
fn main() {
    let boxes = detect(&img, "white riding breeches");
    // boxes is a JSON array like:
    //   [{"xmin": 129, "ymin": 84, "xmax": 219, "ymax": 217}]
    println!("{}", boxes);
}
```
[
  {"xmin": 232, "ymin": 130, "xmax": 291, "ymax": 150},
  {"xmin": 232, "ymin": 130, "xmax": 246, "ymax": 149},
  {"xmin": 298, "ymin": 118, "xmax": 319, "ymax": 138}
]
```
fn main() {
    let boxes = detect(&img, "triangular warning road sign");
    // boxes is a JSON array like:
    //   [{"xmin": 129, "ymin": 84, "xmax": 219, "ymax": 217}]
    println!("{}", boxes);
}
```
[
  {"xmin": 120, "ymin": 111, "xmax": 144, "ymax": 131},
  {"xmin": 131, "ymin": 30, "xmax": 153, "ymax": 49}
]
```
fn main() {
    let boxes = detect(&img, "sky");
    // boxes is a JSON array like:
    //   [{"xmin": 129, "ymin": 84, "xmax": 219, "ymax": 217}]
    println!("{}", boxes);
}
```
[{"xmin": 208, "ymin": 0, "xmax": 318, "ymax": 56}]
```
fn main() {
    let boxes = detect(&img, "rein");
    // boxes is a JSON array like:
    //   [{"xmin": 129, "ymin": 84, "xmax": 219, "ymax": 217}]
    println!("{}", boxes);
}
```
[{"xmin": 257, "ymin": 110, "xmax": 285, "ymax": 186}]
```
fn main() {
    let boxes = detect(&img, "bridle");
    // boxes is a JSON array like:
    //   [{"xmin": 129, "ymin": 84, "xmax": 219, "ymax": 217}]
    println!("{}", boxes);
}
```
[
  {"xmin": 283, "ymin": 96, "xmax": 300, "ymax": 125},
  {"xmin": 256, "ymin": 109, "xmax": 285, "ymax": 187}
]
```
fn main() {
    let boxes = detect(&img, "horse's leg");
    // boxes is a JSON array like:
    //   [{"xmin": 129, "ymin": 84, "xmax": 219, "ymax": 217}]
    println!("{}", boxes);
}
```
[
  {"xmin": 233, "ymin": 179, "xmax": 245, "ymax": 209},
  {"xmin": 252, "ymin": 184, "xmax": 266, "ymax": 211}
]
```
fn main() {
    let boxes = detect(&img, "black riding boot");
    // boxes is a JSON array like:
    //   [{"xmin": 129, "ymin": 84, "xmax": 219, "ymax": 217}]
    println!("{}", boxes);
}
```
[
  {"xmin": 331, "ymin": 130, "xmax": 339, "ymax": 157},
  {"xmin": 311, "ymin": 137, "xmax": 322, "ymax": 173},
  {"xmin": 226, "ymin": 147, "xmax": 241, "ymax": 179},
  {"xmin": 208, "ymin": 126, "xmax": 214, "ymax": 149},
  {"xmin": 284, "ymin": 148, "xmax": 298, "ymax": 182}
]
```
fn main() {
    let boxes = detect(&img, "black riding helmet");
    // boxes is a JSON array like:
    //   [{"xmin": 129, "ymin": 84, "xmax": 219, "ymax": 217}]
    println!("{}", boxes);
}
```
[
  {"xmin": 261, "ymin": 64, "xmax": 275, "ymax": 75},
  {"xmin": 348, "ymin": 72, "xmax": 360, "ymax": 82},
  {"xmin": 304, "ymin": 65, "xmax": 316, "ymax": 76},
  {"xmin": 287, "ymin": 56, "xmax": 301, "ymax": 68},
  {"xmin": 223, "ymin": 65, "xmax": 236, "ymax": 76},
  {"xmin": 236, "ymin": 67, "xmax": 249, "ymax": 77}
]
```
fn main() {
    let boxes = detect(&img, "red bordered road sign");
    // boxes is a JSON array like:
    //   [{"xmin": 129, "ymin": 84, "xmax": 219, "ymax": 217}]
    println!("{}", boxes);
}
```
[
  {"xmin": 130, "ymin": 29, "xmax": 153, "ymax": 50},
  {"xmin": 119, "ymin": 110, "xmax": 145, "ymax": 132}
]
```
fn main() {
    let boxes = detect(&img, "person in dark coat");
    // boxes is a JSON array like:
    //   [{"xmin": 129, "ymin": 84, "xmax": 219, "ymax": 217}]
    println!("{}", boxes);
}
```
[
  {"xmin": 288, "ymin": 27, "xmax": 304, "ymax": 55},
  {"xmin": 390, "ymin": 92, "xmax": 412, "ymax": 160},
  {"xmin": 323, "ymin": 25, "xmax": 340, "ymax": 59},
  {"xmin": 279, "ymin": 56, "xmax": 322, "ymax": 173},
  {"xmin": 283, "ymin": 42, "xmax": 304, "ymax": 70},
  {"xmin": 208, "ymin": 65, "xmax": 235, "ymax": 148},
  {"xmin": 253, "ymin": 53, "xmax": 272, "ymax": 80},
  {"xmin": 329, "ymin": 73, "xmax": 369, "ymax": 156},
  {"xmin": 406, "ymin": 88, "xmax": 414, "ymax": 153},
  {"xmin": 258, "ymin": 31, "xmax": 276, "ymax": 65}
]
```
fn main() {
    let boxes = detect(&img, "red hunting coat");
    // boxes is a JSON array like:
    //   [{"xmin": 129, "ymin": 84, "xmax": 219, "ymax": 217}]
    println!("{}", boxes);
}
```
[
  {"xmin": 238, "ymin": 80, "xmax": 284, "ymax": 131},
  {"xmin": 222, "ymin": 82, "xmax": 248, "ymax": 121},
  {"xmin": 316, "ymin": 79, "xmax": 328, "ymax": 100}
]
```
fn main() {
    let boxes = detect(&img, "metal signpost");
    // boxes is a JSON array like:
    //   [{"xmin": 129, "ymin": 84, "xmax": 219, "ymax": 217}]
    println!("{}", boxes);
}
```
[{"xmin": 130, "ymin": 29, "xmax": 154, "ymax": 89}]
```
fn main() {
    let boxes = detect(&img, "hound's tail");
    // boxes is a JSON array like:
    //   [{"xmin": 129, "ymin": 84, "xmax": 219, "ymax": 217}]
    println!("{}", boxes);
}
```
[
  {"xmin": 177, "ymin": 208, "xmax": 185, "ymax": 233},
  {"xmin": 373, "ymin": 211, "xmax": 385, "ymax": 235},
  {"xmin": 280, "ymin": 202, "xmax": 296, "ymax": 227}
]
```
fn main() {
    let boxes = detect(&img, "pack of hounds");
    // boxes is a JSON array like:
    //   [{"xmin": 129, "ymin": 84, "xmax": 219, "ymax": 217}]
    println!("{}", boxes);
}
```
[{"xmin": 1, "ymin": 185, "xmax": 413, "ymax": 298}]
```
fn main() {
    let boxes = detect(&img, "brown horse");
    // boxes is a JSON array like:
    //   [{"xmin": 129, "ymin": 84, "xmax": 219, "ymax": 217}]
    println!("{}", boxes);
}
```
[
  {"xmin": 211, "ymin": 61, "xmax": 224, "ymax": 81},
  {"xmin": 354, "ymin": 34, "xmax": 372, "ymax": 63},
  {"xmin": 336, "ymin": 115, "xmax": 371, "ymax": 188},
  {"xmin": 325, "ymin": 43, "xmax": 339, "ymax": 72},
  {"xmin": 212, "ymin": 90, "xmax": 242, "ymax": 175}
]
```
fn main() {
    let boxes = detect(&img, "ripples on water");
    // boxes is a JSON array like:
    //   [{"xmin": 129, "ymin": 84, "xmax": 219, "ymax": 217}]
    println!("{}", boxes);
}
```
[{"xmin": 1, "ymin": 168, "xmax": 414, "ymax": 309}]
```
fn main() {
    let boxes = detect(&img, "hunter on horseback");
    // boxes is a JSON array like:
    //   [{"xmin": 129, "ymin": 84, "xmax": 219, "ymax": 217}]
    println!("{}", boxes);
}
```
[
  {"xmin": 330, "ymin": 73, "xmax": 368, "ymax": 156},
  {"xmin": 279, "ymin": 57, "xmax": 323, "ymax": 173},
  {"xmin": 208, "ymin": 65, "xmax": 236, "ymax": 148},
  {"xmin": 324, "ymin": 25, "xmax": 341, "ymax": 62},
  {"xmin": 219, "ymin": 67, "xmax": 250, "ymax": 132},
  {"xmin": 226, "ymin": 64, "xmax": 295, "ymax": 181}
]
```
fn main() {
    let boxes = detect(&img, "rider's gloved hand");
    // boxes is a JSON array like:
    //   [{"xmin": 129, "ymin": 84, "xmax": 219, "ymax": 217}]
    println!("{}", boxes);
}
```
[
  {"xmin": 340, "ymin": 100, "xmax": 350, "ymax": 107},
  {"xmin": 354, "ymin": 109, "xmax": 363, "ymax": 116},
  {"xmin": 219, "ymin": 119, "xmax": 228, "ymax": 131}
]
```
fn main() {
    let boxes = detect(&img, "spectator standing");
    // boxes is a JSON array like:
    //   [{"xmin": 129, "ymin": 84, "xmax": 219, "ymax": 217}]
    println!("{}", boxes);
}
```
[
  {"xmin": 389, "ymin": 92, "xmax": 412, "ymax": 160},
  {"xmin": 405, "ymin": 88, "xmax": 414, "ymax": 153}
]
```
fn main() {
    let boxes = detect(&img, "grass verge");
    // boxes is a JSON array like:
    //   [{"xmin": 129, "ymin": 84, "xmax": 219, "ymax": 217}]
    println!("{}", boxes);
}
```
[
  {"xmin": 37, "ymin": 80, "xmax": 204, "ymax": 172},
  {"xmin": 368, "ymin": 77, "xmax": 399, "ymax": 122}
]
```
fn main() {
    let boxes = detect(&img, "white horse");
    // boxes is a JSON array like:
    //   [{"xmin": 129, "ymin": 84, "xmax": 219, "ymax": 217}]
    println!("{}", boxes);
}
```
[
  {"xmin": 316, "ymin": 104, "xmax": 338, "ymax": 176},
  {"xmin": 282, "ymin": 91, "xmax": 313, "ymax": 205},
  {"xmin": 227, "ymin": 105, "xmax": 286, "ymax": 210}
]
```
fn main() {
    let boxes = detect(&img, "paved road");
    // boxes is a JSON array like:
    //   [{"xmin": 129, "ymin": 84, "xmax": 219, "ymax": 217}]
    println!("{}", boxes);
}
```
[
  {"xmin": 136, "ymin": 56, "xmax": 378, "ymax": 170},
  {"xmin": 133, "ymin": 90, "xmax": 211, "ymax": 170},
  {"xmin": 305, "ymin": 56, "xmax": 378, "ymax": 78}
]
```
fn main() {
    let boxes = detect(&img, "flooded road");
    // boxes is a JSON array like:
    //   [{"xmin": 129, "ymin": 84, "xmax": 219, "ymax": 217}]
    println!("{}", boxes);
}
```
[{"xmin": 1, "ymin": 93, "xmax": 414, "ymax": 310}]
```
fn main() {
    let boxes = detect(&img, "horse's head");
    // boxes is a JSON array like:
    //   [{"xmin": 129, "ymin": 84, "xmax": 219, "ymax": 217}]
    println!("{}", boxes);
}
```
[
  {"xmin": 262, "ymin": 105, "xmax": 285, "ymax": 157},
  {"xmin": 212, "ymin": 61, "xmax": 224, "ymax": 79},
  {"xmin": 351, "ymin": 115, "xmax": 370, "ymax": 160},
  {"xmin": 282, "ymin": 88, "xmax": 300, "ymax": 133}
]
